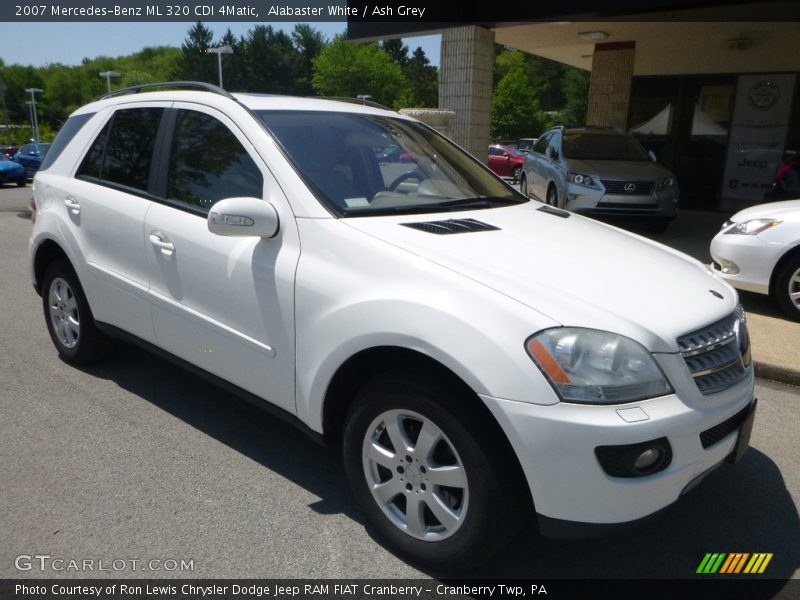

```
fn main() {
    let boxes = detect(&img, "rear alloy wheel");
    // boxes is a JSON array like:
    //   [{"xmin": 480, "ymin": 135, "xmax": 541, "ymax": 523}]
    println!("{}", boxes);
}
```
[
  {"xmin": 774, "ymin": 255, "xmax": 800, "ymax": 321},
  {"xmin": 42, "ymin": 260, "xmax": 109, "ymax": 364},
  {"xmin": 343, "ymin": 370, "xmax": 521, "ymax": 570},
  {"xmin": 546, "ymin": 184, "xmax": 558, "ymax": 207},
  {"xmin": 512, "ymin": 166, "xmax": 522, "ymax": 182}
]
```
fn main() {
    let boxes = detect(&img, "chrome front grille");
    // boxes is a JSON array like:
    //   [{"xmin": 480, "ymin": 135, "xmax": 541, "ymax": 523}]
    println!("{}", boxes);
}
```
[
  {"xmin": 600, "ymin": 180, "xmax": 656, "ymax": 195},
  {"xmin": 678, "ymin": 307, "xmax": 750, "ymax": 395}
]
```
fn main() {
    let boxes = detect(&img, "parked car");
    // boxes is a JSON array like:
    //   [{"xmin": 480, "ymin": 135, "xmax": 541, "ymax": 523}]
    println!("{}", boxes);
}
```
[
  {"xmin": 487, "ymin": 144, "xmax": 525, "ymax": 181},
  {"xmin": 515, "ymin": 137, "xmax": 537, "ymax": 155},
  {"xmin": 30, "ymin": 82, "xmax": 755, "ymax": 570},
  {"xmin": 0, "ymin": 153, "xmax": 26, "ymax": 186},
  {"xmin": 376, "ymin": 143, "xmax": 415, "ymax": 163},
  {"xmin": 13, "ymin": 142, "xmax": 50, "ymax": 178},
  {"xmin": 519, "ymin": 126, "xmax": 679, "ymax": 231},
  {"xmin": 711, "ymin": 200, "xmax": 800, "ymax": 320}
]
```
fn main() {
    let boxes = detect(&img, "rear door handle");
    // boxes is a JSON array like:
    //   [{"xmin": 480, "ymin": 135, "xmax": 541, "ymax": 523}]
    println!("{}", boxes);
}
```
[
  {"xmin": 149, "ymin": 232, "xmax": 175, "ymax": 255},
  {"xmin": 64, "ymin": 197, "xmax": 81, "ymax": 214}
]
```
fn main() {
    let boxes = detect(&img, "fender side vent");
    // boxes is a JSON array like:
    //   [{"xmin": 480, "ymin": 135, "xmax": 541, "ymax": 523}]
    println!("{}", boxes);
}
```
[
  {"xmin": 537, "ymin": 205, "xmax": 571, "ymax": 218},
  {"xmin": 401, "ymin": 218, "xmax": 500, "ymax": 234}
]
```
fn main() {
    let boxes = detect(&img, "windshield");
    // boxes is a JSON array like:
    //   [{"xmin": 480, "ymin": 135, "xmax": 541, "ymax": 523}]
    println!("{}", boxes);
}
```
[
  {"xmin": 562, "ymin": 133, "xmax": 650, "ymax": 162},
  {"xmin": 258, "ymin": 111, "xmax": 526, "ymax": 216}
]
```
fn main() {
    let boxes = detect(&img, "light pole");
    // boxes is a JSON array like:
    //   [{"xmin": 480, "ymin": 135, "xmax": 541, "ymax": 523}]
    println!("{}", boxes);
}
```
[
  {"xmin": 208, "ymin": 46, "xmax": 233, "ymax": 89},
  {"xmin": 99, "ymin": 70, "xmax": 121, "ymax": 93},
  {"xmin": 25, "ymin": 87, "xmax": 43, "ymax": 143}
]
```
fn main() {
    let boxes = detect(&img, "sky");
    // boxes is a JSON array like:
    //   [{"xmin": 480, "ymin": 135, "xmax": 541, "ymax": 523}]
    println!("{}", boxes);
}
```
[{"xmin": 0, "ymin": 22, "xmax": 441, "ymax": 67}]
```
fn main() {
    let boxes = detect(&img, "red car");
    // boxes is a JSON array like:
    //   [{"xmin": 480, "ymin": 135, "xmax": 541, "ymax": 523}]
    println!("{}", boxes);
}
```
[{"xmin": 487, "ymin": 144, "xmax": 525, "ymax": 181}]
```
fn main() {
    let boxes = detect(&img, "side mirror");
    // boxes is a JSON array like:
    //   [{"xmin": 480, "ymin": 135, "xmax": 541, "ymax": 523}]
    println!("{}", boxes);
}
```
[
  {"xmin": 208, "ymin": 197, "xmax": 279, "ymax": 238},
  {"xmin": 648, "ymin": 150, "xmax": 657, "ymax": 162}
]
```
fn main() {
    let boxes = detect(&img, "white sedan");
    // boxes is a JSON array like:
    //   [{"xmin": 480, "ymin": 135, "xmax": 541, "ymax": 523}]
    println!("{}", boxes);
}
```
[{"xmin": 711, "ymin": 199, "xmax": 800, "ymax": 320}]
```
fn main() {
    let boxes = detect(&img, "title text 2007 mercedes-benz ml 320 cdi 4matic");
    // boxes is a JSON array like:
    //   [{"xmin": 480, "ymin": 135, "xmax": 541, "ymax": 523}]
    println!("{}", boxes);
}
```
[{"xmin": 29, "ymin": 83, "xmax": 755, "ymax": 570}]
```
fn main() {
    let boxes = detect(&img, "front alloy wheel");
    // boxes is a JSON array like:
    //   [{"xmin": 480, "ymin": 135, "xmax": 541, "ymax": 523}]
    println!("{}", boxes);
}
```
[
  {"xmin": 547, "ymin": 184, "xmax": 559, "ymax": 207},
  {"xmin": 362, "ymin": 409, "xmax": 468, "ymax": 541},
  {"xmin": 775, "ymin": 256, "xmax": 800, "ymax": 321},
  {"xmin": 343, "ymin": 370, "xmax": 524, "ymax": 570}
]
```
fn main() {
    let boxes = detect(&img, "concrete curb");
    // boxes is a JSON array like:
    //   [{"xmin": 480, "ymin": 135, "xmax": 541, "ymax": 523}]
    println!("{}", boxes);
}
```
[{"xmin": 754, "ymin": 361, "xmax": 800, "ymax": 388}]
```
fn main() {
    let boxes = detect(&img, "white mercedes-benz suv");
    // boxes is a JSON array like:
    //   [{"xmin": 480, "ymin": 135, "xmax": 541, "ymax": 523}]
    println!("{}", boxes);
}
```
[{"xmin": 29, "ymin": 83, "xmax": 755, "ymax": 570}]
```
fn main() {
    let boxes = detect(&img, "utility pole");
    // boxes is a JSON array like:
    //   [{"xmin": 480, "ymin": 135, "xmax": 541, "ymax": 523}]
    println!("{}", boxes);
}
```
[
  {"xmin": 25, "ymin": 87, "xmax": 43, "ymax": 143},
  {"xmin": 99, "ymin": 71, "xmax": 121, "ymax": 93},
  {"xmin": 208, "ymin": 46, "xmax": 233, "ymax": 89}
]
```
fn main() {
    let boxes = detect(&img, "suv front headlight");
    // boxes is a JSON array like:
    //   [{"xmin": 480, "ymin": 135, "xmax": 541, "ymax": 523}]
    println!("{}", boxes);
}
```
[
  {"xmin": 657, "ymin": 176, "xmax": 676, "ymax": 190},
  {"xmin": 525, "ymin": 328, "xmax": 673, "ymax": 404},
  {"xmin": 567, "ymin": 172, "xmax": 601, "ymax": 189}
]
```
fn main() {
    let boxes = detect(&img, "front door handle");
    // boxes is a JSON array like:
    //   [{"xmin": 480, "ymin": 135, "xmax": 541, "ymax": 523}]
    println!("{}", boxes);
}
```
[
  {"xmin": 64, "ymin": 197, "xmax": 81, "ymax": 215},
  {"xmin": 149, "ymin": 232, "xmax": 175, "ymax": 255}
]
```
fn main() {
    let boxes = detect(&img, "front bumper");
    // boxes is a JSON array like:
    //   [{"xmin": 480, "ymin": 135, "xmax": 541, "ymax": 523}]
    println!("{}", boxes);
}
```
[
  {"xmin": 565, "ymin": 183, "xmax": 679, "ymax": 219},
  {"xmin": 710, "ymin": 232, "xmax": 785, "ymax": 295},
  {"xmin": 480, "ymin": 374, "xmax": 755, "ymax": 529}
]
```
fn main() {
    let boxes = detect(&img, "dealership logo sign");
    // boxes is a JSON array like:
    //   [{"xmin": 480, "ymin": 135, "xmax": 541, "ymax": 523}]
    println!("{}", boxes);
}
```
[
  {"xmin": 697, "ymin": 552, "xmax": 773, "ymax": 574},
  {"xmin": 747, "ymin": 81, "xmax": 779, "ymax": 111}
]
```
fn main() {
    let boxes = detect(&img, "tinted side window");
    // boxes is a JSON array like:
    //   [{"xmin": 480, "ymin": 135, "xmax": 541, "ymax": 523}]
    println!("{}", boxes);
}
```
[
  {"xmin": 167, "ymin": 110, "xmax": 263, "ymax": 213},
  {"xmin": 103, "ymin": 108, "xmax": 163, "ymax": 191},
  {"xmin": 76, "ymin": 108, "xmax": 163, "ymax": 192},
  {"xmin": 489, "ymin": 147, "xmax": 503, "ymax": 156},
  {"xmin": 40, "ymin": 113, "xmax": 94, "ymax": 171},
  {"xmin": 548, "ymin": 133, "xmax": 562, "ymax": 158},
  {"xmin": 533, "ymin": 134, "xmax": 551, "ymax": 154},
  {"xmin": 77, "ymin": 120, "xmax": 110, "ymax": 179}
]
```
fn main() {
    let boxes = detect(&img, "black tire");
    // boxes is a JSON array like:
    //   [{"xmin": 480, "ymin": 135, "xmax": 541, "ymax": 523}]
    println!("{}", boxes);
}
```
[
  {"xmin": 41, "ymin": 259, "xmax": 109, "ymax": 364},
  {"xmin": 16, "ymin": 180, "xmax": 26, "ymax": 187},
  {"xmin": 519, "ymin": 173, "xmax": 528, "ymax": 197},
  {"xmin": 773, "ymin": 253, "xmax": 800, "ymax": 321},
  {"xmin": 342, "ymin": 369, "xmax": 523, "ymax": 571},
  {"xmin": 512, "ymin": 166, "xmax": 522, "ymax": 182},
  {"xmin": 546, "ymin": 184, "xmax": 558, "ymax": 207}
]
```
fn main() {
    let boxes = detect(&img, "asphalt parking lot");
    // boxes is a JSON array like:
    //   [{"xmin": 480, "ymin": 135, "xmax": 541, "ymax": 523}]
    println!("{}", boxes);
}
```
[{"xmin": 1, "ymin": 185, "xmax": 798, "ymax": 582}]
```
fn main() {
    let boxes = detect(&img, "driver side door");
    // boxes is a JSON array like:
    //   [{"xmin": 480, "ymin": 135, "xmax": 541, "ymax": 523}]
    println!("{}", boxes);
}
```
[{"xmin": 144, "ymin": 104, "xmax": 300, "ymax": 413}]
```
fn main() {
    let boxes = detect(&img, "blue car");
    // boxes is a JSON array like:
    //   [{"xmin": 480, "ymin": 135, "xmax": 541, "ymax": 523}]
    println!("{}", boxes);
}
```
[
  {"xmin": 13, "ymin": 143, "xmax": 50, "ymax": 178},
  {"xmin": 0, "ymin": 154, "xmax": 26, "ymax": 186}
]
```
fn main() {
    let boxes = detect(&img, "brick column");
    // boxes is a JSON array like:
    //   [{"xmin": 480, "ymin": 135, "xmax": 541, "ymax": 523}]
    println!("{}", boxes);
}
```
[
  {"xmin": 586, "ymin": 42, "xmax": 636, "ymax": 130},
  {"xmin": 439, "ymin": 25, "xmax": 495, "ymax": 160}
]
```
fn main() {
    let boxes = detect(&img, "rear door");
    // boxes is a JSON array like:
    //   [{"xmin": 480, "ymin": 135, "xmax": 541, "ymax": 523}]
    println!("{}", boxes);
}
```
[
  {"xmin": 143, "ymin": 104, "xmax": 300, "ymax": 413},
  {"xmin": 63, "ymin": 103, "xmax": 169, "ymax": 343}
]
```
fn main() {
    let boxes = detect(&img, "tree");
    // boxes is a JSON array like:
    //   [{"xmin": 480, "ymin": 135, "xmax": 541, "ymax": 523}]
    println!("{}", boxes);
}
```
[
  {"xmin": 381, "ymin": 39, "xmax": 410, "ymax": 68},
  {"xmin": 562, "ymin": 68, "xmax": 590, "ymax": 126},
  {"xmin": 312, "ymin": 36, "xmax": 405, "ymax": 107},
  {"xmin": 292, "ymin": 24, "xmax": 325, "ymax": 95},
  {"xmin": 179, "ymin": 21, "xmax": 215, "ymax": 84},
  {"xmin": 394, "ymin": 47, "xmax": 438, "ymax": 109},
  {"xmin": 490, "ymin": 58, "xmax": 543, "ymax": 140},
  {"xmin": 241, "ymin": 25, "xmax": 300, "ymax": 94}
]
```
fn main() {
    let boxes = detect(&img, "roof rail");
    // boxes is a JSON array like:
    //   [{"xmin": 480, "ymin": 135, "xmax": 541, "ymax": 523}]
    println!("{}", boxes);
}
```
[
  {"xmin": 97, "ymin": 81, "xmax": 236, "ymax": 101},
  {"xmin": 317, "ymin": 96, "xmax": 393, "ymax": 111}
]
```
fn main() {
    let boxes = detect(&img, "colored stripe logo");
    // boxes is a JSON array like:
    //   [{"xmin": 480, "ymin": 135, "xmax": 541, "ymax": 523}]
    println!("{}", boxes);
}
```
[{"xmin": 697, "ymin": 553, "xmax": 773, "ymax": 574}]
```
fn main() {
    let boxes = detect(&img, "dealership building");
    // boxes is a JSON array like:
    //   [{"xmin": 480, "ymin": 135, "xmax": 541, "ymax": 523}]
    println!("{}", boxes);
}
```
[{"xmin": 349, "ymin": 1, "xmax": 800, "ymax": 213}]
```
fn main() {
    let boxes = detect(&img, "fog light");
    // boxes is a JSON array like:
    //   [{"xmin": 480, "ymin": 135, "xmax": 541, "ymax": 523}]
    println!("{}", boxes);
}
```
[
  {"xmin": 634, "ymin": 447, "xmax": 662, "ymax": 471},
  {"xmin": 718, "ymin": 257, "xmax": 740, "ymax": 275}
]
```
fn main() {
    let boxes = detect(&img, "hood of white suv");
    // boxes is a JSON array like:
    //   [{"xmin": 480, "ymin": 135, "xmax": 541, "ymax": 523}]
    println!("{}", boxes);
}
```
[{"xmin": 343, "ymin": 203, "xmax": 735, "ymax": 352}]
